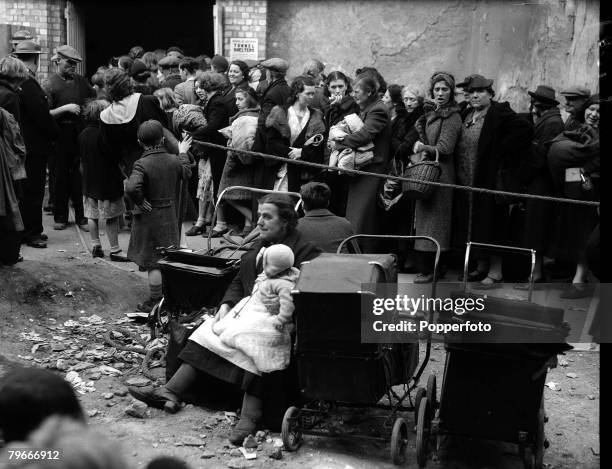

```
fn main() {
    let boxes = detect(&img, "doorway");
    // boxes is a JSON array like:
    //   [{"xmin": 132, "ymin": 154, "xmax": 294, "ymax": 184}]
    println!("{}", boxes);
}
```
[{"xmin": 78, "ymin": 0, "xmax": 215, "ymax": 78}]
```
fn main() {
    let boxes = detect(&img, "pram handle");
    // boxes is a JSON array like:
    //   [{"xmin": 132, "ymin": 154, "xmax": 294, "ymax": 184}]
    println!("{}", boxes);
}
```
[
  {"xmin": 463, "ymin": 242, "xmax": 536, "ymax": 301},
  {"xmin": 207, "ymin": 186, "xmax": 302, "ymax": 252}
]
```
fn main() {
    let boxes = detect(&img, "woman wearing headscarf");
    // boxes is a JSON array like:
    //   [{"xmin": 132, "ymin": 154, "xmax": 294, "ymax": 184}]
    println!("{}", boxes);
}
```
[
  {"xmin": 410, "ymin": 72, "xmax": 462, "ymax": 282},
  {"xmin": 547, "ymin": 94, "xmax": 599, "ymax": 298},
  {"xmin": 453, "ymin": 75, "xmax": 533, "ymax": 286}
]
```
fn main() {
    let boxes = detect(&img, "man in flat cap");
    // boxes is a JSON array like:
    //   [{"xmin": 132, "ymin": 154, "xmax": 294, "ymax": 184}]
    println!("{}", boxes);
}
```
[
  {"xmin": 13, "ymin": 41, "xmax": 59, "ymax": 248},
  {"xmin": 251, "ymin": 58, "xmax": 291, "ymax": 191},
  {"xmin": 158, "ymin": 55, "xmax": 182, "ymax": 90},
  {"xmin": 43, "ymin": 45, "xmax": 95, "ymax": 231},
  {"xmin": 559, "ymin": 86, "xmax": 591, "ymax": 131}
]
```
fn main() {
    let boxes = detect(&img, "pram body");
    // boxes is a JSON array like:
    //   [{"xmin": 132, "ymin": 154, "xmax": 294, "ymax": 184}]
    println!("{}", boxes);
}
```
[{"xmin": 414, "ymin": 242, "xmax": 572, "ymax": 469}]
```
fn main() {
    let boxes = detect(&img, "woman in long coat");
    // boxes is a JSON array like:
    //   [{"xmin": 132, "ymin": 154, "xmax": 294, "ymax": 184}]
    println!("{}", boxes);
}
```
[
  {"xmin": 453, "ymin": 75, "xmax": 533, "ymax": 285},
  {"xmin": 335, "ymin": 74, "xmax": 391, "ymax": 250},
  {"xmin": 411, "ymin": 73, "xmax": 462, "ymax": 282},
  {"xmin": 215, "ymin": 87, "xmax": 261, "ymax": 237},
  {"xmin": 264, "ymin": 76, "xmax": 326, "ymax": 193},
  {"xmin": 125, "ymin": 120, "xmax": 191, "ymax": 312}
]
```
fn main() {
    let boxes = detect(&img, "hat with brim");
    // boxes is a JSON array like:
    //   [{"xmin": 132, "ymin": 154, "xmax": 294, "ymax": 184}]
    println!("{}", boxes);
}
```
[
  {"xmin": 11, "ymin": 29, "xmax": 34, "ymax": 44},
  {"xmin": 528, "ymin": 85, "xmax": 559, "ymax": 105},
  {"xmin": 52, "ymin": 45, "xmax": 82, "ymax": 62},
  {"xmin": 244, "ymin": 59, "xmax": 260, "ymax": 69},
  {"xmin": 456, "ymin": 74, "xmax": 478, "ymax": 89},
  {"xmin": 12, "ymin": 40, "xmax": 42, "ymax": 55},
  {"xmin": 260, "ymin": 58, "xmax": 289, "ymax": 73},
  {"xmin": 465, "ymin": 74, "xmax": 494, "ymax": 91},
  {"xmin": 158, "ymin": 55, "xmax": 181, "ymax": 68}
]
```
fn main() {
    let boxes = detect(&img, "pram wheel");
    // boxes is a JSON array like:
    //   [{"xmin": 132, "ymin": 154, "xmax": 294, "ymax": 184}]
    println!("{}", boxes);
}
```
[
  {"xmin": 281, "ymin": 406, "xmax": 302, "ymax": 452},
  {"xmin": 426, "ymin": 374, "xmax": 437, "ymax": 412},
  {"xmin": 390, "ymin": 417, "xmax": 409, "ymax": 465},
  {"xmin": 414, "ymin": 387, "xmax": 426, "ymax": 426},
  {"xmin": 415, "ymin": 398, "xmax": 431, "ymax": 468}
]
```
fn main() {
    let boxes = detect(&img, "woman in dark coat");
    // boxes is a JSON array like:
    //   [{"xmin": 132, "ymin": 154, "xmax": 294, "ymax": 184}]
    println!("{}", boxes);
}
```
[
  {"xmin": 333, "ymin": 74, "xmax": 391, "ymax": 250},
  {"xmin": 520, "ymin": 86, "xmax": 564, "ymax": 281},
  {"xmin": 547, "ymin": 95, "xmax": 599, "ymax": 298},
  {"xmin": 264, "ymin": 76, "xmax": 327, "ymax": 193},
  {"xmin": 127, "ymin": 194, "xmax": 321, "ymax": 444},
  {"xmin": 453, "ymin": 75, "xmax": 533, "ymax": 285},
  {"xmin": 125, "ymin": 120, "xmax": 191, "ymax": 312},
  {"xmin": 191, "ymin": 71, "xmax": 231, "ymax": 207},
  {"xmin": 412, "ymin": 73, "xmax": 462, "ymax": 283},
  {"xmin": 100, "ymin": 69, "xmax": 169, "ymax": 178},
  {"xmin": 321, "ymin": 71, "xmax": 359, "ymax": 216}
]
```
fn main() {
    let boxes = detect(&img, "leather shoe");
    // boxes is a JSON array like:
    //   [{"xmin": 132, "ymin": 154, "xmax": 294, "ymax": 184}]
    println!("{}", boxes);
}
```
[
  {"xmin": 26, "ymin": 238, "xmax": 47, "ymax": 249},
  {"xmin": 228, "ymin": 416, "xmax": 258, "ymax": 446},
  {"xmin": 77, "ymin": 219, "xmax": 89, "ymax": 232},
  {"xmin": 39, "ymin": 233, "xmax": 48, "ymax": 241},
  {"xmin": 109, "ymin": 251, "xmax": 130, "ymax": 262},
  {"xmin": 128, "ymin": 386, "xmax": 180, "ymax": 413},
  {"xmin": 185, "ymin": 225, "xmax": 205, "ymax": 236},
  {"xmin": 208, "ymin": 227, "xmax": 229, "ymax": 238},
  {"xmin": 92, "ymin": 245, "xmax": 104, "ymax": 258}
]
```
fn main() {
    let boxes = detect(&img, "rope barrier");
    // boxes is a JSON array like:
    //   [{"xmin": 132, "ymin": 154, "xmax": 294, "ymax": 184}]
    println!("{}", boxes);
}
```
[{"xmin": 192, "ymin": 139, "xmax": 600, "ymax": 207}]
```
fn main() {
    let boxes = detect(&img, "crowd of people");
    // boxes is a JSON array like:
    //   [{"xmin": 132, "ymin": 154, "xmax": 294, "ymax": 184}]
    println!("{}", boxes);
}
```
[{"xmin": 0, "ymin": 31, "xmax": 601, "ymax": 461}]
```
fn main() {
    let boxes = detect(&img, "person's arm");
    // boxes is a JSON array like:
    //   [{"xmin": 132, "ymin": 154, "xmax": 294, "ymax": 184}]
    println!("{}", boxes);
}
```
[
  {"xmin": 174, "ymin": 83, "xmax": 186, "ymax": 106},
  {"xmin": 274, "ymin": 283, "xmax": 296, "ymax": 328},
  {"xmin": 219, "ymin": 270, "xmax": 244, "ymax": 309},
  {"xmin": 265, "ymin": 126, "xmax": 291, "ymax": 159},
  {"xmin": 125, "ymin": 159, "xmax": 146, "ymax": 206},
  {"xmin": 20, "ymin": 81, "xmax": 60, "ymax": 140},
  {"xmin": 417, "ymin": 113, "xmax": 463, "ymax": 158},
  {"xmin": 342, "ymin": 106, "xmax": 389, "ymax": 149}
]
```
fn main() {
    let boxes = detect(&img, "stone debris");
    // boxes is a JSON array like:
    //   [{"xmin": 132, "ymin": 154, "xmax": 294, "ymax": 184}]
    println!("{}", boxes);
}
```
[
  {"xmin": 103, "ymin": 393, "xmax": 114, "ymax": 400},
  {"xmin": 239, "ymin": 447, "xmax": 256, "ymax": 460},
  {"xmin": 125, "ymin": 401, "xmax": 149, "ymax": 419},
  {"xmin": 181, "ymin": 437, "xmax": 206, "ymax": 447},
  {"xmin": 545, "ymin": 381, "xmax": 560, "ymax": 391},
  {"xmin": 229, "ymin": 449, "xmax": 242, "ymax": 457},
  {"xmin": 566, "ymin": 373, "xmax": 578, "ymax": 379},
  {"xmin": 65, "ymin": 371, "xmax": 96, "ymax": 394},
  {"xmin": 587, "ymin": 395, "xmax": 596, "ymax": 400},
  {"xmin": 226, "ymin": 458, "xmax": 254, "ymax": 468},
  {"xmin": 87, "ymin": 409, "xmax": 99, "ymax": 417},
  {"xmin": 242, "ymin": 435, "xmax": 258, "ymax": 449},
  {"xmin": 200, "ymin": 451, "xmax": 215, "ymax": 459},
  {"xmin": 268, "ymin": 448, "xmax": 283, "ymax": 460},
  {"xmin": 125, "ymin": 377, "xmax": 151, "ymax": 387},
  {"xmin": 114, "ymin": 389, "xmax": 129, "ymax": 397}
]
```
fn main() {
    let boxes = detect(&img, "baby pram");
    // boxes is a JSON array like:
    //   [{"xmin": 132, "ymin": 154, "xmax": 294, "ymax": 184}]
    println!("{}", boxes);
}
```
[
  {"xmin": 414, "ymin": 242, "xmax": 572, "ymax": 469},
  {"xmin": 147, "ymin": 187, "xmax": 301, "ymax": 378},
  {"xmin": 281, "ymin": 234, "xmax": 441, "ymax": 466}
]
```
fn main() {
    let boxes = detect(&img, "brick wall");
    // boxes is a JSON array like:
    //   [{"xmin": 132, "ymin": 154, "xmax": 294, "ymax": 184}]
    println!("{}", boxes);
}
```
[
  {"xmin": 1, "ymin": 0, "xmax": 67, "ymax": 81},
  {"xmin": 218, "ymin": 0, "xmax": 267, "ymax": 60}
]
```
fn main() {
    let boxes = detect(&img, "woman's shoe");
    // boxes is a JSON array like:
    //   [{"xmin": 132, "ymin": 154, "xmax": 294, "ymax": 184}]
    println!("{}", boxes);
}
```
[
  {"xmin": 560, "ymin": 283, "xmax": 593, "ymax": 299},
  {"xmin": 466, "ymin": 270, "xmax": 488, "ymax": 282},
  {"xmin": 208, "ymin": 227, "xmax": 229, "ymax": 238},
  {"xmin": 91, "ymin": 245, "xmax": 104, "ymax": 258},
  {"xmin": 414, "ymin": 272, "xmax": 434, "ymax": 284},
  {"xmin": 128, "ymin": 386, "xmax": 180, "ymax": 413},
  {"xmin": 473, "ymin": 276, "xmax": 503, "ymax": 289},
  {"xmin": 185, "ymin": 225, "xmax": 205, "ymax": 236},
  {"xmin": 228, "ymin": 416, "xmax": 258, "ymax": 446}
]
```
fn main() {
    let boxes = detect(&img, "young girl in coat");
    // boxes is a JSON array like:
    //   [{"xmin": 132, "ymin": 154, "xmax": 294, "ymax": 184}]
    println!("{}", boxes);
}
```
[{"xmin": 193, "ymin": 243, "xmax": 299, "ymax": 374}]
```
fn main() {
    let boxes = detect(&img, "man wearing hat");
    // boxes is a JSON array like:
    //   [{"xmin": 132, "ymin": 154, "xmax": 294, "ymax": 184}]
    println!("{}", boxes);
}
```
[
  {"xmin": 559, "ymin": 86, "xmax": 591, "ymax": 131},
  {"xmin": 10, "ymin": 29, "xmax": 34, "ymax": 52},
  {"xmin": 43, "ymin": 45, "xmax": 95, "ymax": 231},
  {"xmin": 251, "ymin": 58, "xmax": 291, "ymax": 191},
  {"xmin": 521, "ymin": 85, "xmax": 564, "ymax": 282},
  {"xmin": 13, "ymin": 41, "xmax": 59, "ymax": 248},
  {"xmin": 158, "ymin": 55, "xmax": 182, "ymax": 90},
  {"xmin": 456, "ymin": 74, "xmax": 480, "ymax": 115}
]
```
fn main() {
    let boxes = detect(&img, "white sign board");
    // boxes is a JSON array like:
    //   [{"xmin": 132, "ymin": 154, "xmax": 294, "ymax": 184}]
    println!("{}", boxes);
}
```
[{"xmin": 229, "ymin": 38, "xmax": 258, "ymax": 61}]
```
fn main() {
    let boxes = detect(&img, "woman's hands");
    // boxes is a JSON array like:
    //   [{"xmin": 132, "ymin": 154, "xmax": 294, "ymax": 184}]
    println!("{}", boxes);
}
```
[
  {"xmin": 413, "ymin": 141, "xmax": 425, "ymax": 153},
  {"xmin": 214, "ymin": 303, "xmax": 231, "ymax": 323},
  {"xmin": 136, "ymin": 200, "xmax": 152, "ymax": 213},
  {"xmin": 179, "ymin": 133, "xmax": 193, "ymax": 154},
  {"xmin": 288, "ymin": 147, "xmax": 302, "ymax": 160}
]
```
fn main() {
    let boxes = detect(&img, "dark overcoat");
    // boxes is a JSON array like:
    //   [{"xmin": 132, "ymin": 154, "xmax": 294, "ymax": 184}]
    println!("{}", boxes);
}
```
[
  {"xmin": 191, "ymin": 92, "xmax": 230, "ymax": 198},
  {"xmin": 340, "ymin": 99, "xmax": 391, "ymax": 237},
  {"xmin": 466, "ymin": 101, "xmax": 534, "ymax": 246},
  {"xmin": 251, "ymin": 78, "xmax": 290, "ymax": 190},
  {"xmin": 125, "ymin": 148, "xmax": 191, "ymax": 269},
  {"xmin": 264, "ymin": 104, "xmax": 326, "ymax": 192},
  {"xmin": 18, "ymin": 75, "xmax": 59, "ymax": 157}
]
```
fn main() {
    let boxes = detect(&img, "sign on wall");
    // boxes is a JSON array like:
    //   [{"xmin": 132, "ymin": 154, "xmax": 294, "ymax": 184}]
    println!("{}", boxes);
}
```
[{"xmin": 229, "ymin": 38, "xmax": 258, "ymax": 61}]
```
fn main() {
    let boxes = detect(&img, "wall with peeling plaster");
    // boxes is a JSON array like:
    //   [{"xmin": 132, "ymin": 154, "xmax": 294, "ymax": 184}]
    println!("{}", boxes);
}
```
[{"xmin": 266, "ymin": 0, "xmax": 599, "ymax": 112}]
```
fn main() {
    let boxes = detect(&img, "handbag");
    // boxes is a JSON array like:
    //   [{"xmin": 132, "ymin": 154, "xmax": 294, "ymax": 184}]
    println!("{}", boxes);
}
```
[
  {"xmin": 378, "ymin": 158, "xmax": 405, "ymax": 211},
  {"xmin": 402, "ymin": 148, "xmax": 441, "ymax": 200}
]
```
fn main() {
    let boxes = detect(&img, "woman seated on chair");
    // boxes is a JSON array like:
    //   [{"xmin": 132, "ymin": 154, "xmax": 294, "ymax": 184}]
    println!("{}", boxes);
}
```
[{"xmin": 128, "ymin": 194, "xmax": 321, "ymax": 445}]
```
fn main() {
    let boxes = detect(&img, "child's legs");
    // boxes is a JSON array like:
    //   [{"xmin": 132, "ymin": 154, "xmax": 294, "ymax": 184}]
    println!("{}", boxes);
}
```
[
  {"xmin": 106, "ymin": 217, "xmax": 120, "ymax": 251},
  {"xmin": 88, "ymin": 218, "xmax": 100, "ymax": 245}
]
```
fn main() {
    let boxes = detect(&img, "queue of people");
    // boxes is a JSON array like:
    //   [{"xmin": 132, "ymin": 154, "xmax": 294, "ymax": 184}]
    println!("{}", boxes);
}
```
[{"xmin": 0, "ymin": 33, "xmax": 601, "ymax": 466}]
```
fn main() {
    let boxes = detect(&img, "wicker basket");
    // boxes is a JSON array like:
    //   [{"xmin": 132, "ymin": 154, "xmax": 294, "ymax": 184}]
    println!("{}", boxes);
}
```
[{"xmin": 401, "ymin": 149, "xmax": 442, "ymax": 200}]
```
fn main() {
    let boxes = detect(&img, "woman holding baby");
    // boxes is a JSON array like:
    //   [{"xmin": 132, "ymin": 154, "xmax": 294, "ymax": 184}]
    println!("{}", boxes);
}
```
[{"xmin": 128, "ymin": 194, "xmax": 321, "ymax": 445}]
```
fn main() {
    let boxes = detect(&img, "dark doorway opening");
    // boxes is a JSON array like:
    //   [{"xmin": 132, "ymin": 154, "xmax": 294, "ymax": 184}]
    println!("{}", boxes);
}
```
[{"xmin": 79, "ymin": 0, "xmax": 214, "ymax": 78}]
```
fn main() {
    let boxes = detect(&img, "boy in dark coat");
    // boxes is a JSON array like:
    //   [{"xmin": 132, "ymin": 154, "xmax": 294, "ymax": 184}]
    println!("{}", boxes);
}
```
[{"xmin": 125, "ymin": 120, "xmax": 192, "ymax": 312}]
